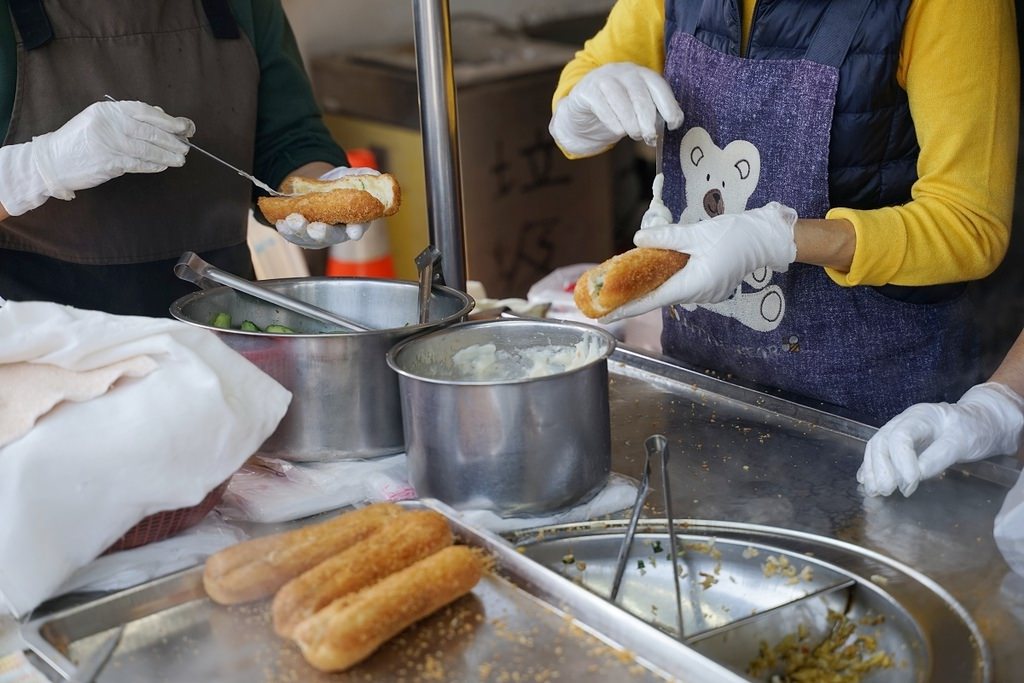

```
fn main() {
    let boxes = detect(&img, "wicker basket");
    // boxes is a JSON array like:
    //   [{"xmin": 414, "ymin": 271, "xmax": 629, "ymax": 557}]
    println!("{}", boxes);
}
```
[{"xmin": 103, "ymin": 480, "xmax": 230, "ymax": 554}]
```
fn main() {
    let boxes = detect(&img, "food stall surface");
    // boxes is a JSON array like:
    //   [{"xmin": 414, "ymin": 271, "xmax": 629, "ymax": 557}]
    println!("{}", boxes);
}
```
[{"xmin": 3, "ymin": 346, "xmax": 1022, "ymax": 681}]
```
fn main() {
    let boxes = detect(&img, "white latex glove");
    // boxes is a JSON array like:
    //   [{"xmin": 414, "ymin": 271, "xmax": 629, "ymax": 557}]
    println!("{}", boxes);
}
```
[
  {"xmin": 858, "ymin": 383, "xmax": 1024, "ymax": 497},
  {"xmin": 600, "ymin": 202, "xmax": 798, "ymax": 323},
  {"xmin": 549, "ymin": 63, "xmax": 684, "ymax": 157},
  {"xmin": 0, "ymin": 100, "xmax": 194, "ymax": 216},
  {"xmin": 640, "ymin": 173, "xmax": 673, "ymax": 229},
  {"xmin": 274, "ymin": 166, "xmax": 378, "ymax": 249}
]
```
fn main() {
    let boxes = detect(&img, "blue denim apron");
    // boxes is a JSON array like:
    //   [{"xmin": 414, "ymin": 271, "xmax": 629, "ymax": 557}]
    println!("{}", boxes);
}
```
[{"xmin": 659, "ymin": 0, "xmax": 976, "ymax": 424}]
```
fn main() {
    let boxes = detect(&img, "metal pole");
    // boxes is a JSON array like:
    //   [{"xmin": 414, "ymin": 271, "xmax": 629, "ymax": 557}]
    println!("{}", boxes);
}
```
[{"xmin": 411, "ymin": 0, "xmax": 467, "ymax": 292}]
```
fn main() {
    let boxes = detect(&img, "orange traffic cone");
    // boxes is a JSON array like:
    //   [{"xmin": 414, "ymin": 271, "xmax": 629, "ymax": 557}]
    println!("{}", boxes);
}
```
[{"xmin": 325, "ymin": 148, "xmax": 396, "ymax": 278}]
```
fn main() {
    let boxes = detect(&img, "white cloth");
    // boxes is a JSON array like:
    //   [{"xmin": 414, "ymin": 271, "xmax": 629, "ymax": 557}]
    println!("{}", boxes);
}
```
[
  {"xmin": 274, "ymin": 166, "xmax": 376, "ymax": 249},
  {"xmin": 996, "ymin": 470, "xmax": 1024, "ymax": 578},
  {"xmin": 0, "ymin": 302, "xmax": 291, "ymax": 617},
  {"xmin": 549, "ymin": 62, "xmax": 684, "ymax": 157},
  {"xmin": 858, "ymin": 382, "xmax": 1024, "ymax": 497},
  {"xmin": 218, "ymin": 454, "xmax": 638, "ymax": 533},
  {"xmin": 601, "ymin": 202, "xmax": 799, "ymax": 322},
  {"xmin": 0, "ymin": 100, "xmax": 193, "ymax": 216}
]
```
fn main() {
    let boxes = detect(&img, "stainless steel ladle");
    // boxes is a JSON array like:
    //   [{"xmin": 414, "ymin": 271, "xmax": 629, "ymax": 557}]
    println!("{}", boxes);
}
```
[
  {"xmin": 174, "ymin": 251, "xmax": 370, "ymax": 332},
  {"xmin": 415, "ymin": 245, "xmax": 442, "ymax": 324}
]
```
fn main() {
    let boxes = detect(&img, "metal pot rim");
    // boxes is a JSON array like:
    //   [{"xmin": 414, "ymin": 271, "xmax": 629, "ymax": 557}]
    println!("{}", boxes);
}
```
[
  {"xmin": 168, "ymin": 276, "xmax": 475, "ymax": 336},
  {"xmin": 386, "ymin": 317, "xmax": 617, "ymax": 385}
]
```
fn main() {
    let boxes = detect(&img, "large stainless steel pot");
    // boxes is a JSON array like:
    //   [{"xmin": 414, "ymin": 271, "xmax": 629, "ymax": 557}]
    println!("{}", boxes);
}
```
[
  {"xmin": 386, "ymin": 318, "xmax": 616, "ymax": 514},
  {"xmin": 170, "ymin": 277, "xmax": 473, "ymax": 461}
]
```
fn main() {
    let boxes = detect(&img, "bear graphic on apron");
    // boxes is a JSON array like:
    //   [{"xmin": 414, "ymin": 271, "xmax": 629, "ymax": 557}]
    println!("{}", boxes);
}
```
[{"xmin": 671, "ymin": 126, "xmax": 786, "ymax": 333}]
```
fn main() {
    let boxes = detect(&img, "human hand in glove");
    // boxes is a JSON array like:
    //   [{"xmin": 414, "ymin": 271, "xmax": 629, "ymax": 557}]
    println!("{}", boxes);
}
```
[
  {"xmin": 274, "ymin": 166, "xmax": 377, "ymax": 249},
  {"xmin": 857, "ymin": 383, "xmax": 1024, "ymax": 497},
  {"xmin": 599, "ymin": 202, "xmax": 798, "ymax": 323},
  {"xmin": 549, "ymin": 63, "xmax": 684, "ymax": 157},
  {"xmin": 0, "ymin": 100, "xmax": 194, "ymax": 216}
]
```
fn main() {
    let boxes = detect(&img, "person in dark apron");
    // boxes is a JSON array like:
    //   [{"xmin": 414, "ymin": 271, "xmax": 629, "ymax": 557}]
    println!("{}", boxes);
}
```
[
  {"xmin": 0, "ymin": 0, "xmax": 353, "ymax": 317},
  {"xmin": 549, "ymin": 0, "xmax": 1019, "ymax": 424}
]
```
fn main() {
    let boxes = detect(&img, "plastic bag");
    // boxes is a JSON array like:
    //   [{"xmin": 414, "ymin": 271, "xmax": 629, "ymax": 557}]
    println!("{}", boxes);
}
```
[
  {"xmin": 217, "ymin": 455, "xmax": 413, "ymax": 524},
  {"xmin": 53, "ymin": 514, "xmax": 246, "ymax": 598},
  {"xmin": 995, "ymin": 469, "xmax": 1024, "ymax": 577},
  {"xmin": 217, "ymin": 455, "xmax": 637, "ymax": 533}
]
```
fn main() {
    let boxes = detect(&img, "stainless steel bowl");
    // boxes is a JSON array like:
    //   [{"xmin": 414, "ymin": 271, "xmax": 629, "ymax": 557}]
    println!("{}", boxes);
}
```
[
  {"xmin": 170, "ymin": 277, "xmax": 474, "ymax": 461},
  {"xmin": 386, "ymin": 318, "xmax": 616, "ymax": 514}
]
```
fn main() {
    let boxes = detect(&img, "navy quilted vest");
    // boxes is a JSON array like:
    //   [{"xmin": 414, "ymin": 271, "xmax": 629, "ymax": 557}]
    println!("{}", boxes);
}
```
[{"xmin": 665, "ymin": 0, "xmax": 918, "ymax": 211}]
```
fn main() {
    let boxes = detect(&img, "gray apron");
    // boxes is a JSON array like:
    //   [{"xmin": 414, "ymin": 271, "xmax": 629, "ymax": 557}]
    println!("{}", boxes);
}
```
[
  {"xmin": 659, "ymin": 0, "xmax": 976, "ymax": 424},
  {"xmin": 0, "ymin": 0, "xmax": 260, "ymax": 316}
]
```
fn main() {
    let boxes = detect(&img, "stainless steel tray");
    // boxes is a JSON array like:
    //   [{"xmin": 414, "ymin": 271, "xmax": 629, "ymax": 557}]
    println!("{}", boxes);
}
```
[
  {"xmin": 512, "ymin": 519, "xmax": 990, "ymax": 682},
  {"xmin": 20, "ymin": 501, "xmax": 746, "ymax": 683}
]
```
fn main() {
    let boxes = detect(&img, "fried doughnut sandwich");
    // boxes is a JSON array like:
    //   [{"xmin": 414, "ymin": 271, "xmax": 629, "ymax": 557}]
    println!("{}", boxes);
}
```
[
  {"xmin": 202, "ymin": 504, "xmax": 486, "ymax": 673},
  {"xmin": 574, "ymin": 247, "xmax": 689, "ymax": 319},
  {"xmin": 257, "ymin": 172, "xmax": 401, "ymax": 225}
]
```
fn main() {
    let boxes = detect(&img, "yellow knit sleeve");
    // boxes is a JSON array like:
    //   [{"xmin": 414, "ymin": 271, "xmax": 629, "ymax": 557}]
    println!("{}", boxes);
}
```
[
  {"xmin": 550, "ymin": 0, "xmax": 666, "ymax": 122},
  {"xmin": 825, "ymin": 0, "xmax": 1020, "ymax": 287}
]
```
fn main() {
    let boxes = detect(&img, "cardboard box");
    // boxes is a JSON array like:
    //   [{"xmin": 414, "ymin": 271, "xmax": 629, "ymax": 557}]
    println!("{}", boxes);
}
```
[{"xmin": 311, "ymin": 34, "xmax": 614, "ymax": 297}]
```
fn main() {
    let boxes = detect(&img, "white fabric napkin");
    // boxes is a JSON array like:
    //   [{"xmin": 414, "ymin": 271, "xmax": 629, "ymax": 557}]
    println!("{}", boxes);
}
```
[
  {"xmin": 218, "ymin": 453, "xmax": 637, "ymax": 533},
  {"xmin": 0, "ymin": 301, "xmax": 291, "ymax": 617}
]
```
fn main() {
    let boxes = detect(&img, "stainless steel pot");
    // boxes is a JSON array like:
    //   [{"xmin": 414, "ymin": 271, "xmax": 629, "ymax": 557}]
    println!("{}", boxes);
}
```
[
  {"xmin": 386, "ymin": 318, "xmax": 616, "ymax": 514},
  {"xmin": 170, "ymin": 277, "xmax": 473, "ymax": 461}
]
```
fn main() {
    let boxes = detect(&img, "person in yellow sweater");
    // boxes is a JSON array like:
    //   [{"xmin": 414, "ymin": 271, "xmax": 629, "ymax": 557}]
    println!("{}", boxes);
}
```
[
  {"xmin": 550, "ymin": 0, "xmax": 1020, "ymax": 424},
  {"xmin": 856, "ymin": 325, "xmax": 1024, "ymax": 573}
]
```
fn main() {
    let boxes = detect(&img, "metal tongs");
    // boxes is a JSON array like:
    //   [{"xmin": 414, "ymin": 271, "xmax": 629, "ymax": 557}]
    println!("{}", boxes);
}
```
[
  {"xmin": 174, "ymin": 251, "xmax": 370, "ymax": 332},
  {"xmin": 610, "ymin": 434, "xmax": 685, "ymax": 639}
]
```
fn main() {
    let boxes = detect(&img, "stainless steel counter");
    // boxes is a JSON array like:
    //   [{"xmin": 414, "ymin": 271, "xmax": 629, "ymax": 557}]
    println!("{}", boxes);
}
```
[
  {"xmin": 603, "ymin": 347, "xmax": 1024, "ymax": 682},
  {"xmin": 3, "ymin": 345, "xmax": 1022, "ymax": 682}
]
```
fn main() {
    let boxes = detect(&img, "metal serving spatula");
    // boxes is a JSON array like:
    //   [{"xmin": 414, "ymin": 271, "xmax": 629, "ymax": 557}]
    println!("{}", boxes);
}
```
[{"xmin": 655, "ymin": 112, "xmax": 665, "ymax": 176}]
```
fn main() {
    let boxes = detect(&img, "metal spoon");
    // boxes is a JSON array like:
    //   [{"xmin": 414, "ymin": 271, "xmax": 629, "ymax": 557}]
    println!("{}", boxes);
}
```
[
  {"xmin": 174, "ymin": 251, "xmax": 370, "ymax": 332},
  {"xmin": 182, "ymin": 140, "xmax": 296, "ymax": 197}
]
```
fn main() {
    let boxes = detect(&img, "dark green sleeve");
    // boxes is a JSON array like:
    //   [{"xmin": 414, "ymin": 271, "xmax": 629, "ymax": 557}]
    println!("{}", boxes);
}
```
[
  {"xmin": 231, "ymin": 0, "xmax": 348, "ymax": 190},
  {"xmin": 0, "ymin": 2, "xmax": 16, "ymax": 141}
]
